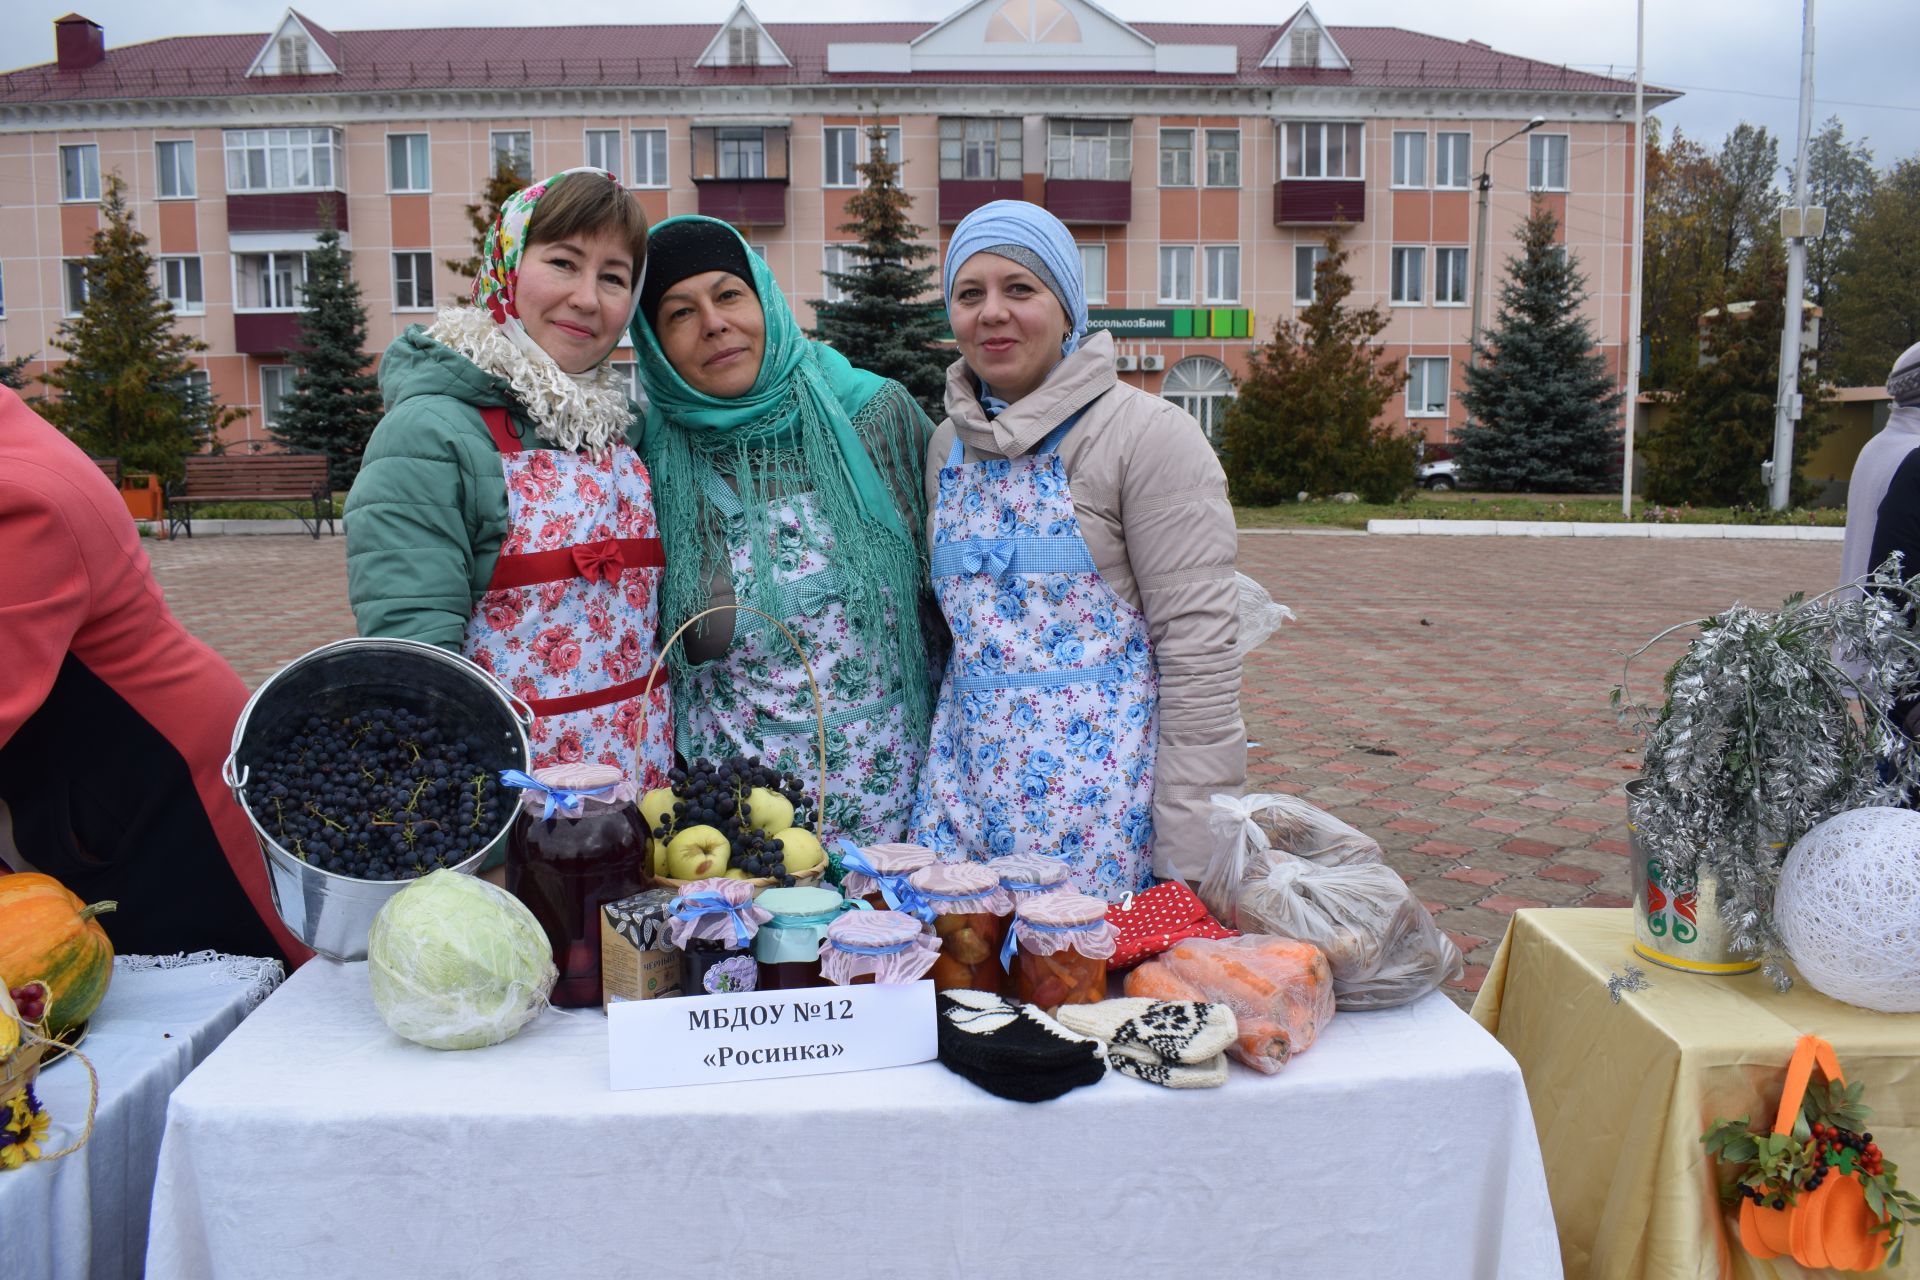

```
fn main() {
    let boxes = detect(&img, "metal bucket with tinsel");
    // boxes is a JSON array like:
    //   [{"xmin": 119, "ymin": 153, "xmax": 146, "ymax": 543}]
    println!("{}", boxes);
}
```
[{"xmin": 1626, "ymin": 780, "xmax": 1761, "ymax": 976}]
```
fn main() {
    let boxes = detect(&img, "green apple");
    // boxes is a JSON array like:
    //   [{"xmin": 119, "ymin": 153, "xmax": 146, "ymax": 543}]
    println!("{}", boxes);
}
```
[
  {"xmin": 770, "ymin": 827, "xmax": 825, "ymax": 876},
  {"xmin": 664, "ymin": 824, "xmax": 730, "ymax": 881},
  {"xmin": 639, "ymin": 787, "xmax": 679, "ymax": 840},
  {"xmin": 721, "ymin": 868, "xmax": 752, "ymax": 880},
  {"xmin": 745, "ymin": 787, "xmax": 795, "ymax": 834}
]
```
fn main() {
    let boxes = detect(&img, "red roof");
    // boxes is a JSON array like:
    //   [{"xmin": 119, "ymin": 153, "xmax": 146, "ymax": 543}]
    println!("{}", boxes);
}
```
[{"xmin": 0, "ymin": 18, "xmax": 1655, "ymax": 104}]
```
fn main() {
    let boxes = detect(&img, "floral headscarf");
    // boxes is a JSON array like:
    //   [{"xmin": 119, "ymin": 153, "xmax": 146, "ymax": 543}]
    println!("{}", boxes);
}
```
[{"xmin": 472, "ymin": 165, "xmax": 641, "ymax": 364}]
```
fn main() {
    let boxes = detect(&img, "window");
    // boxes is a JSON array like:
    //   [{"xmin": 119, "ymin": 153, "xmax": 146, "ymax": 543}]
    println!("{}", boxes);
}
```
[
  {"xmin": 868, "ymin": 127, "xmax": 901, "ymax": 167},
  {"xmin": 1528, "ymin": 133, "xmax": 1569, "ymax": 192},
  {"xmin": 1407, "ymin": 356, "xmax": 1450, "ymax": 417},
  {"xmin": 393, "ymin": 252, "xmax": 435, "ymax": 311},
  {"xmin": 490, "ymin": 130, "xmax": 533, "ymax": 182},
  {"xmin": 1294, "ymin": 244, "xmax": 1328, "ymax": 304},
  {"xmin": 690, "ymin": 126, "xmax": 789, "ymax": 181},
  {"xmin": 1159, "ymin": 129, "xmax": 1193, "ymax": 187},
  {"xmin": 1436, "ymin": 131, "xmax": 1470, "ymax": 189},
  {"xmin": 156, "ymin": 140, "xmax": 197, "ymax": 198},
  {"xmin": 62, "ymin": 260, "xmax": 91, "ymax": 315},
  {"xmin": 1204, "ymin": 130, "xmax": 1240, "ymax": 188},
  {"xmin": 1392, "ymin": 131, "xmax": 1427, "ymax": 188},
  {"xmin": 1158, "ymin": 246, "xmax": 1194, "ymax": 304},
  {"xmin": 1390, "ymin": 247, "xmax": 1426, "ymax": 304},
  {"xmin": 1435, "ymin": 247, "xmax": 1469, "ymax": 306},
  {"xmin": 387, "ymin": 133, "xmax": 430, "ymax": 193},
  {"xmin": 1282, "ymin": 122, "xmax": 1363, "ymax": 179},
  {"xmin": 632, "ymin": 130, "xmax": 668, "ymax": 188},
  {"xmin": 608, "ymin": 360, "xmax": 640, "ymax": 402},
  {"xmin": 0, "ymin": 262, "xmax": 6, "ymax": 318},
  {"xmin": 60, "ymin": 144, "xmax": 100, "ymax": 201},
  {"xmin": 720, "ymin": 129, "xmax": 766, "ymax": 180},
  {"xmin": 1079, "ymin": 244, "xmax": 1107, "ymax": 304},
  {"xmin": 223, "ymin": 128, "xmax": 344, "ymax": 193},
  {"xmin": 1203, "ymin": 246, "xmax": 1240, "ymax": 304},
  {"xmin": 260, "ymin": 365, "xmax": 295, "ymax": 430},
  {"xmin": 234, "ymin": 252, "xmax": 309, "ymax": 310},
  {"xmin": 580, "ymin": 129, "xmax": 623, "ymax": 183},
  {"xmin": 939, "ymin": 118, "xmax": 1020, "ymax": 181},
  {"xmin": 823, "ymin": 127, "xmax": 860, "ymax": 187},
  {"xmin": 728, "ymin": 23, "xmax": 759, "ymax": 64},
  {"xmin": 1047, "ymin": 119, "xmax": 1131, "ymax": 182},
  {"xmin": 1163, "ymin": 356, "xmax": 1235, "ymax": 443},
  {"xmin": 822, "ymin": 244, "xmax": 855, "ymax": 304},
  {"xmin": 161, "ymin": 256, "xmax": 204, "ymax": 314},
  {"xmin": 174, "ymin": 370, "xmax": 212, "ymax": 431}
]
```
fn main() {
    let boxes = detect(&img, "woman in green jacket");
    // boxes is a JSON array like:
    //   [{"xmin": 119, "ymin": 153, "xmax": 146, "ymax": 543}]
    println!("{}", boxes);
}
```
[{"xmin": 346, "ymin": 168, "xmax": 673, "ymax": 789}]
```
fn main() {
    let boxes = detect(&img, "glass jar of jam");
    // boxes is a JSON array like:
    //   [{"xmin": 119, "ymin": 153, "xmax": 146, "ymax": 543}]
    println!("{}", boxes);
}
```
[
  {"xmin": 988, "ymin": 852, "xmax": 1072, "ymax": 909},
  {"xmin": 1011, "ymin": 892, "xmax": 1117, "ymax": 1012},
  {"xmin": 667, "ymin": 877, "xmax": 771, "ymax": 996},
  {"xmin": 841, "ymin": 842, "xmax": 936, "ymax": 910},
  {"xmin": 505, "ymin": 763, "xmax": 649, "ymax": 1008},
  {"xmin": 909, "ymin": 862, "xmax": 1013, "ymax": 993},
  {"xmin": 820, "ymin": 910, "xmax": 939, "ymax": 987},
  {"xmin": 754, "ymin": 886, "xmax": 864, "ymax": 989}
]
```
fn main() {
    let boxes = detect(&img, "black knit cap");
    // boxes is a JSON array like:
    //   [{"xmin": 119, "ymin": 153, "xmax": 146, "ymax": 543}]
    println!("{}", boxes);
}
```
[{"xmin": 638, "ymin": 219, "xmax": 758, "ymax": 332}]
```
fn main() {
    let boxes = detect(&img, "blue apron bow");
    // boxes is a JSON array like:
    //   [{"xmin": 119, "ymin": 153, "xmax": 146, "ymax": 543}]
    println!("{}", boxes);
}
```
[
  {"xmin": 669, "ymin": 892, "xmax": 758, "ymax": 948},
  {"xmin": 499, "ymin": 769, "xmax": 617, "ymax": 822},
  {"xmin": 790, "ymin": 575, "xmax": 840, "ymax": 618},
  {"xmin": 961, "ymin": 540, "xmax": 1017, "ymax": 584}
]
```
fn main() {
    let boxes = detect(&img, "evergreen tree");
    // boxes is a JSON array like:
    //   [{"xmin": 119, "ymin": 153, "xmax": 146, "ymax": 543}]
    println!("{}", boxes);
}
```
[
  {"xmin": 1802, "ymin": 118, "xmax": 1877, "ymax": 370},
  {"xmin": 0, "ymin": 350, "xmax": 31, "ymax": 391},
  {"xmin": 1453, "ymin": 202, "xmax": 1623, "ymax": 492},
  {"xmin": 1827, "ymin": 157, "xmax": 1920, "ymax": 388},
  {"xmin": 39, "ymin": 173, "xmax": 242, "ymax": 483},
  {"xmin": 808, "ymin": 125, "xmax": 950, "ymax": 418},
  {"xmin": 1217, "ymin": 231, "xmax": 1416, "ymax": 504},
  {"xmin": 444, "ymin": 158, "xmax": 527, "ymax": 283},
  {"xmin": 273, "ymin": 205, "xmax": 384, "ymax": 489}
]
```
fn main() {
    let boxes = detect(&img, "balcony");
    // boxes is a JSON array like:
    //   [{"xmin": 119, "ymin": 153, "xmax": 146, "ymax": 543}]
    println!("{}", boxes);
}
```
[
  {"xmin": 694, "ymin": 181, "xmax": 787, "ymax": 227},
  {"xmin": 1043, "ymin": 179, "xmax": 1131, "ymax": 225},
  {"xmin": 234, "ymin": 313, "xmax": 305, "ymax": 356},
  {"xmin": 1274, "ymin": 180, "xmax": 1366, "ymax": 227},
  {"xmin": 939, "ymin": 179, "xmax": 1025, "ymax": 224},
  {"xmin": 226, "ymin": 192, "xmax": 348, "ymax": 234}
]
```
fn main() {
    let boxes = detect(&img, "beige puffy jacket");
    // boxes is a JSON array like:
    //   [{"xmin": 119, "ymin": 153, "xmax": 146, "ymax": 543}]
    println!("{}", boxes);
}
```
[{"xmin": 924, "ymin": 329, "xmax": 1246, "ymax": 881}]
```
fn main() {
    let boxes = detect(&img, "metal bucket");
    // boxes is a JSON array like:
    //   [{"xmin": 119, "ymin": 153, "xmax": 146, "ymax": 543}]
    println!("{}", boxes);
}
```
[
  {"xmin": 222, "ymin": 638, "xmax": 533, "ymax": 962},
  {"xmin": 1625, "ymin": 779, "xmax": 1760, "ymax": 976}
]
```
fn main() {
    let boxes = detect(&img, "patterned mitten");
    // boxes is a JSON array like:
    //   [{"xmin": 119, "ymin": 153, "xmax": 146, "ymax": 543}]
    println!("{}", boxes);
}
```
[
  {"xmin": 936, "ymin": 990, "xmax": 1106, "ymax": 1103},
  {"xmin": 1054, "ymin": 999, "xmax": 1239, "ymax": 1064},
  {"xmin": 1108, "ymin": 1051, "xmax": 1229, "ymax": 1090}
]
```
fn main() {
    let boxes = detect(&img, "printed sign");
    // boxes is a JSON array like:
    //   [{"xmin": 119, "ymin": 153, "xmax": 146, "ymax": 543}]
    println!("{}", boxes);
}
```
[
  {"xmin": 607, "ymin": 980, "xmax": 938, "ymax": 1090},
  {"xmin": 1085, "ymin": 308, "xmax": 1254, "ymax": 339}
]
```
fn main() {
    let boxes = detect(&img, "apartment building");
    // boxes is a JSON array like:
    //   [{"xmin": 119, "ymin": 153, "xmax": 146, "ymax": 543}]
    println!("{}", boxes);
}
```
[{"xmin": 0, "ymin": 3, "xmax": 1672, "ymax": 449}]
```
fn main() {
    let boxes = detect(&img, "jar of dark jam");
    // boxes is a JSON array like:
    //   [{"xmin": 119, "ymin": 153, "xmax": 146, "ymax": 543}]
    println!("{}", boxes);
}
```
[{"xmin": 754, "ymin": 886, "xmax": 864, "ymax": 989}]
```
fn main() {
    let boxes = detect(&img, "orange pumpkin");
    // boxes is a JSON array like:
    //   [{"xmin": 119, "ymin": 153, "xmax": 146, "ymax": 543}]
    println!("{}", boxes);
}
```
[{"xmin": 0, "ymin": 874, "xmax": 117, "ymax": 1035}]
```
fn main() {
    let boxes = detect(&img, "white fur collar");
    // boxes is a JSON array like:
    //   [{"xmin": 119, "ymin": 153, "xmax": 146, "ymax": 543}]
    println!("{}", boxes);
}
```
[{"xmin": 425, "ymin": 306, "xmax": 632, "ymax": 453}]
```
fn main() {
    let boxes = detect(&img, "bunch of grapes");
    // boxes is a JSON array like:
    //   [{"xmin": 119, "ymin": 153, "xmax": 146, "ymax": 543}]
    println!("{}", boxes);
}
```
[
  {"xmin": 8, "ymin": 982, "xmax": 48, "ymax": 1025},
  {"xmin": 243, "ymin": 708, "xmax": 505, "ymax": 882},
  {"xmin": 658, "ymin": 754, "xmax": 813, "ymax": 885}
]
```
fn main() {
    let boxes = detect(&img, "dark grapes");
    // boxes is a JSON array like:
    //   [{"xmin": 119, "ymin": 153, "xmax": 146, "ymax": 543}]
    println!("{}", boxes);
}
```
[{"xmin": 663, "ymin": 753, "xmax": 815, "ymax": 881}]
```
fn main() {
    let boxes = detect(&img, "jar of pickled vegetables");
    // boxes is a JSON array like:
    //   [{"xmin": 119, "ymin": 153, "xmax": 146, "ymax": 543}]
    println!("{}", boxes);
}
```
[
  {"xmin": 1010, "ymin": 892, "xmax": 1117, "ymax": 1011},
  {"xmin": 820, "ymin": 910, "xmax": 940, "ymax": 987},
  {"xmin": 840, "ymin": 842, "xmax": 936, "ymax": 910},
  {"xmin": 667, "ymin": 877, "xmax": 772, "ymax": 996},
  {"xmin": 987, "ymin": 852, "xmax": 1071, "ymax": 909},
  {"xmin": 754, "ymin": 886, "xmax": 865, "ymax": 990},
  {"xmin": 908, "ymin": 862, "xmax": 1013, "ymax": 993}
]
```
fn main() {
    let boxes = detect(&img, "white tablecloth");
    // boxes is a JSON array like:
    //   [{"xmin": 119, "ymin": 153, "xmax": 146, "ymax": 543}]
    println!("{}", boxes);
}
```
[
  {"xmin": 149, "ymin": 961, "xmax": 1559, "ymax": 1278},
  {"xmin": 7, "ymin": 952, "xmax": 281, "ymax": 1280}
]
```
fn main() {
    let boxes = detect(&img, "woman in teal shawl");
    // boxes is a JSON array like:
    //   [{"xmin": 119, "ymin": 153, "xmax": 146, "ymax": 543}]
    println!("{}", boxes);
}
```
[{"xmin": 630, "ymin": 215, "xmax": 938, "ymax": 844}]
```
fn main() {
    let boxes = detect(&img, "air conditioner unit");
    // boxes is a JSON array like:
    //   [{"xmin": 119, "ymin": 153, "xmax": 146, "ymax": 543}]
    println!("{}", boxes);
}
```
[
  {"xmin": 1140, "ymin": 355, "xmax": 1166, "ymax": 372},
  {"xmin": 1113, "ymin": 355, "xmax": 1138, "ymax": 371}
]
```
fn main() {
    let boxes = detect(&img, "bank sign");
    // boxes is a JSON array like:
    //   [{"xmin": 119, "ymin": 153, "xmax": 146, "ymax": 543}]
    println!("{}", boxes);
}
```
[{"xmin": 1085, "ymin": 308, "xmax": 1254, "ymax": 340}]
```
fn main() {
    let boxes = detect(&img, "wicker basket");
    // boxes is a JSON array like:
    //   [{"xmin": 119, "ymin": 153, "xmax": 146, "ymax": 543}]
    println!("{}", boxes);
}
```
[{"xmin": 1, "ymin": 1021, "xmax": 98, "ymax": 1165}]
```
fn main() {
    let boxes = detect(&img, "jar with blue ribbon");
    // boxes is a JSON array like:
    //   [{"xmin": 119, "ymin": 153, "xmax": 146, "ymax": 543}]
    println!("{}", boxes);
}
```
[
  {"xmin": 987, "ymin": 852, "xmax": 1071, "ymax": 911},
  {"xmin": 908, "ymin": 862, "xmax": 1014, "ymax": 994},
  {"xmin": 820, "ymin": 910, "xmax": 941, "ymax": 986},
  {"xmin": 753, "ymin": 886, "xmax": 865, "ymax": 990},
  {"xmin": 666, "ymin": 877, "xmax": 774, "ymax": 996},
  {"xmin": 840, "ymin": 842, "xmax": 935, "ymax": 910},
  {"xmin": 1009, "ymin": 892, "xmax": 1118, "ymax": 1012}
]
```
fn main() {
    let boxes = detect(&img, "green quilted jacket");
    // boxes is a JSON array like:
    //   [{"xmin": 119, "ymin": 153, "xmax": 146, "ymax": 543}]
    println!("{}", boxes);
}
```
[{"xmin": 344, "ymin": 326, "xmax": 643, "ymax": 651}]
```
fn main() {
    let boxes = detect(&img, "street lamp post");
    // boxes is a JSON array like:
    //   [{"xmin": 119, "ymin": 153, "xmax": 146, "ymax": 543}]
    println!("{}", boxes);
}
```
[{"xmin": 1469, "ymin": 116, "xmax": 1547, "ymax": 371}]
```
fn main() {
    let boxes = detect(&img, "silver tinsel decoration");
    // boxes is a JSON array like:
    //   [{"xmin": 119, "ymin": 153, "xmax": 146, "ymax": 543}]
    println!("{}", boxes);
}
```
[
  {"xmin": 1617, "ymin": 558, "xmax": 1920, "ymax": 991},
  {"xmin": 1607, "ymin": 965, "xmax": 1653, "ymax": 1003}
]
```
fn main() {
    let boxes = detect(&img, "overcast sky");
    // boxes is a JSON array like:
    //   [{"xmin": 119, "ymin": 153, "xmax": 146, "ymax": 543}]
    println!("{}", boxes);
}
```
[{"xmin": 7, "ymin": 0, "xmax": 1915, "ymax": 169}]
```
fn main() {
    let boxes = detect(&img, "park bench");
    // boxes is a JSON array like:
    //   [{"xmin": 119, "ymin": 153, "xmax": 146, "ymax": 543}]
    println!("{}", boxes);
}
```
[
  {"xmin": 166, "ymin": 453, "xmax": 334, "ymax": 539},
  {"xmin": 90, "ymin": 456, "xmax": 121, "ymax": 486}
]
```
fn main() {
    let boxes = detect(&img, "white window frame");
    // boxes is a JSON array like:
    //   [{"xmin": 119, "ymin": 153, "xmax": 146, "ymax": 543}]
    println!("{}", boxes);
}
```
[
  {"xmin": 1202, "ymin": 245, "xmax": 1240, "ymax": 305},
  {"xmin": 260, "ymin": 364, "xmax": 296, "ymax": 431},
  {"xmin": 160, "ymin": 255, "xmax": 204, "ymax": 315},
  {"xmin": 632, "ymin": 129, "xmax": 669, "ymax": 188},
  {"xmin": 223, "ymin": 128, "xmax": 344, "ymax": 194},
  {"xmin": 1079, "ymin": 244, "xmax": 1108, "ymax": 304},
  {"xmin": 824, "ymin": 126, "xmax": 860, "ymax": 187},
  {"xmin": 939, "ymin": 118, "xmax": 1021, "ymax": 181},
  {"xmin": 490, "ymin": 130, "xmax": 533, "ymax": 182},
  {"xmin": 392, "ymin": 251, "xmax": 435, "ymax": 312},
  {"xmin": 715, "ymin": 128, "xmax": 768, "ymax": 181},
  {"xmin": 1158, "ymin": 128, "xmax": 1194, "ymax": 188},
  {"xmin": 1528, "ymin": 133, "xmax": 1569, "ymax": 192},
  {"xmin": 386, "ymin": 132, "xmax": 430, "ymax": 194},
  {"xmin": 1281, "ymin": 121, "xmax": 1364, "ymax": 180},
  {"xmin": 1390, "ymin": 247, "xmax": 1426, "ymax": 306},
  {"xmin": 1203, "ymin": 128, "xmax": 1241, "ymax": 188},
  {"xmin": 59, "ymin": 144, "xmax": 100, "ymax": 202},
  {"xmin": 62, "ymin": 259, "xmax": 92, "ymax": 316},
  {"xmin": 608, "ymin": 359, "xmax": 640, "ymax": 402},
  {"xmin": 1391, "ymin": 130, "xmax": 1428, "ymax": 189},
  {"xmin": 1047, "ymin": 119, "xmax": 1131, "ymax": 182},
  {"xmin": 232, "ymin": 251, "xmax": 310, "ymax": 312},
  {"xmin": 1407, "ymin": 356, "xmax": 1451, "ymax": 418},
  {"xmin": 1435, "ymin": 247, "xmax": 1469, "ymax": 307},
  {"xmin": 1157, "ymin": 245, "xmax": 1195, "ymax": 305},
  {"xmin": 1294, "ymin": 244, "xmax": 1328, "ymax": 305},
  {"xmin": 156, "ymin": 139, "xmax": 197, "ymax": 199},
  {"xmin": 583, "ymin": 129, "xmax": 623, "ymax": 183},
  {"xmin": 822, "ymin": 244, "xmax": 856, "ymax": 304},
  {"xmin": 1435, "ymin": 131, "xmax": 1471, "ymax": 189}
]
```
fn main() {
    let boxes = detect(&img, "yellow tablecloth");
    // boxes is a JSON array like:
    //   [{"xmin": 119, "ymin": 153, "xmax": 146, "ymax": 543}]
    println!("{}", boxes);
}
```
[{"xmin": 1472, "ymin": 909, "xmax": 1920, "ymax": 1280}]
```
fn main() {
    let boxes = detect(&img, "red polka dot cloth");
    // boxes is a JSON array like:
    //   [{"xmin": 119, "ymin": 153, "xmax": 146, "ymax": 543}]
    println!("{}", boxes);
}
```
[{"xmin": 1106, "ymin": 881, "xmax": 1239, "ymax": 971}]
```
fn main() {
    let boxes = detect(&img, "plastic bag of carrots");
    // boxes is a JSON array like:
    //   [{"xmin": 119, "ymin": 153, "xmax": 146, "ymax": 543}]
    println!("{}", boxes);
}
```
[{"xmin": 1124, "ymin": 935, "xmax": 1335, "ymax": 1075}]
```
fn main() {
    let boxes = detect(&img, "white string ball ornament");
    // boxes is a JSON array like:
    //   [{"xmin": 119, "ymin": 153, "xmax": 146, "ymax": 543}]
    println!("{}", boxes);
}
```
[{"xmin": 1773, "ymin": 807, "xmax": 1920, "ymax": 1012}]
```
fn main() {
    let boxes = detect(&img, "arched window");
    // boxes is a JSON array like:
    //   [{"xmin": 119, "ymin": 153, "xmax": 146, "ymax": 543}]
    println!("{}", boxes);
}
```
[{"xmin": 1162, "ymin": 356, "xmax": 1235, "ymax": 442}]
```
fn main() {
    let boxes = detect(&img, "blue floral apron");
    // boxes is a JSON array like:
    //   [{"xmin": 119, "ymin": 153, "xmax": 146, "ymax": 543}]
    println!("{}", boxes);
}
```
[{"xmin": 909, "ymin": 408, "xmax": 1158, "ymax": 902}]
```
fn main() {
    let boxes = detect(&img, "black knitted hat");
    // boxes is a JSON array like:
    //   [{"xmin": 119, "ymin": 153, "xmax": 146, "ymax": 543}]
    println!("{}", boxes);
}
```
[
  {"xmin": 935, "ymin": 990, "xmax": 1105, "ymax": 1103},
  {"xmin": 637, "ymin": 219, "xmax": 758, "ymax": 333}
]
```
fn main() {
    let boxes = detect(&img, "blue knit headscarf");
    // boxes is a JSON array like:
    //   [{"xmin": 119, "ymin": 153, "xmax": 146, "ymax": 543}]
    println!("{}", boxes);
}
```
[{"xmin": 943, "ymin": 200, "xmax": 1088, "ymax": 358}]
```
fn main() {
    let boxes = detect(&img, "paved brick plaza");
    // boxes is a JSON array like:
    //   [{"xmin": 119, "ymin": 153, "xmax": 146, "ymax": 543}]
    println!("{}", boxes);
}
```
[{"xmin": 146, "ymin": 529, "xmax": 1840, "ymax": 1005}]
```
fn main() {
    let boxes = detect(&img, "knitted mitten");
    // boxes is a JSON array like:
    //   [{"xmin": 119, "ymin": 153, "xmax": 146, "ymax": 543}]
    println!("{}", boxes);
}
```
[
  {"xmin": 1108, "ymin": 1051, "xmax": 1229, "ymax": 1090},
  {"xmin": 936, "ymin": 990, "xmax": 1106, "ymax": 1103},
  {"xmin": 1054, "ymin": 999, "xmax": 1239, "ymax": 1064}
]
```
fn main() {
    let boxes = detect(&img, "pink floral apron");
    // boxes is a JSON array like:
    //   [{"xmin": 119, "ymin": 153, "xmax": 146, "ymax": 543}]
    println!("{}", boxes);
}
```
[
  {"xmin": 909, "ymin": 406, "xmax": 1159, "ymax": 902},
  {"xmin": 462, "ymin": 407, "xmax": 673, "ymax": 789}
]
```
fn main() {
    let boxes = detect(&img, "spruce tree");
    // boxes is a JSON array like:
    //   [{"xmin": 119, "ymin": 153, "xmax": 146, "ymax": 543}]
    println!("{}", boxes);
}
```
[
  {"xmin": 273, "ymin": 206, "xmax": 384, "ymax": 489},
  {"xmin": 39, "ymin": 173, "xmax": 241, "ymax": 483},
  {"xmin": 808, "ymin": 125, "xmax": 950, "ymax": 418},
  {"xmin": 0, "ymin": 350, "xmax": 30, "ymax": 391},
  {"xmin": 1217, "ymin": 230, "xmax": 1415, "ymax": 504},
  {"xmin": 1454, "ymin": 202, "xmax": 1624, "ymax": 492},
  {"xmin": 445, "ymin": 158, "xmax": 527, "ymax": 283}
]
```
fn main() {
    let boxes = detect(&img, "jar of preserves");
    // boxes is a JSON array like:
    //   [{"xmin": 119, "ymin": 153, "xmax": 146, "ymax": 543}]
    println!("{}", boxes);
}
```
[
  {"xmin": 666, "ymin": 877, "xmax": 772, "ymax": 996},
  {"xmin": 840, "ymin": 842, "xmax": 936, "ymax": 910},
  {"xmin": 1010, "ymin": 892, "xmax": 1117, "ymax": 1012},
  {"xmin": 987, "ymin": 852, "xmax": 1072, "ymax": 909},
  {"xmin": 820, "ymin": 910, "xmax": 940, "ymax": 987},
  {"xmin": 754, "ymin": 886, "xmax": 865, "ymax": 990},
  {"xmin": 505, "ymin": 763, "xmax": 649, "ymax": 1008},
  {"xmin": 908, "ymin": 862, "xmax": 1013, "ymax": 993}
]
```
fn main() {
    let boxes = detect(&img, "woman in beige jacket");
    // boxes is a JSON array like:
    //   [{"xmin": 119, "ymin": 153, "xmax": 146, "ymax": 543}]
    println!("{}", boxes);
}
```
[{"xmin": 908, "ymin": 200, "xmax": 1245, "ymax": 898}]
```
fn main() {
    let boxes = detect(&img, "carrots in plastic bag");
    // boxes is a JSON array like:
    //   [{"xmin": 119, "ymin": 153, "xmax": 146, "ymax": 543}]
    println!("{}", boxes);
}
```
[{"xmin": 1125, "ymin": 934, "xmax": 1335, "ymax": 1075}]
